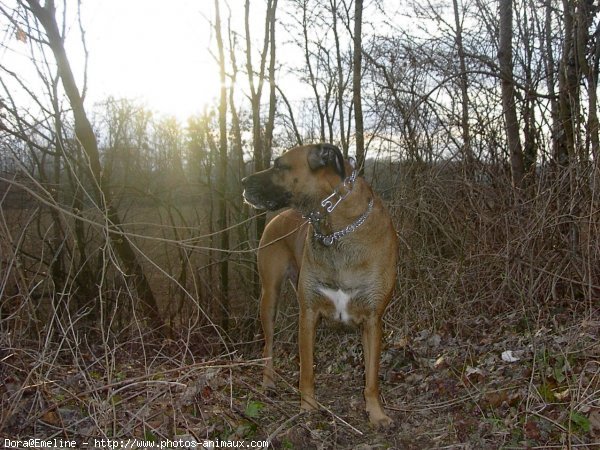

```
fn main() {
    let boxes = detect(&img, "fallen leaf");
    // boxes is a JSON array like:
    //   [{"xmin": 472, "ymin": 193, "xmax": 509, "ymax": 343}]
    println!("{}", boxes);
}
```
[
  {"xmin": 501, "ymin": 350, "xmax": 520, "ymax": 363},
  {"xmin": 524, "ymin": 419, "xmax": 541, "ymax": 439},
  {"xmin": 201, "ymin": 385, "xmax": 213, "ymax": 401},
  {"xmin": 465, "ymin": 366, "xmax": 486, "ymax": 383},
  {"xmin": 434, "ymin": 355, "xmax": 447, "ymax": 369},
  {"xmin": 483, "ymin": 391, "xmax": 508, "ymax": 408},
  {"xmin": 428, "ymin": 334, "xmax": 441, "ymax": 348},
  {"xmin": 554, "ymin": 388, "xmax": 570, "ymax": 401},
  {"xmin": 589, "ymin": 409, "xmax": 600, "ymax": 437},
  {"xmin": 393, "ymin": 337, "xmax": 410, "ymax": 349},
  {"xmin": 41, "ymin": 410, "xmax": 61, "ymax": 426}
]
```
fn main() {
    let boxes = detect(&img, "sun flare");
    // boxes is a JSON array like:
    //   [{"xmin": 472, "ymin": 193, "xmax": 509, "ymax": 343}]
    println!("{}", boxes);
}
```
[{"xmin": 86, "ymin": 1, "xmax": 221, "ymax": 119}]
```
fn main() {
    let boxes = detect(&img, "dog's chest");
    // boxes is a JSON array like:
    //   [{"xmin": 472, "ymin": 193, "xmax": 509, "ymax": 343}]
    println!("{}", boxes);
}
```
[
  {"xmin": 317, "ymin": 286, "xmax": 352, "ymax": 322},
  {"xmin": 305, "ymin": 243, "xmax": 378, "ymax": 324},
  {"xmin": 314, "ymin": 283, "xmax": 376, "ymax": 324}
]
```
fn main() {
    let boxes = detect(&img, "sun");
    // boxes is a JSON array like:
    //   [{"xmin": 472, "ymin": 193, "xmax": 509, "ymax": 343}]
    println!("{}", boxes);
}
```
[
  {"xmin": 141, "ymin": 52, "xmax": 222, "ymax": 118},
  {"xmin": 84, "ymin": 1, "xmax": 222, "ymax": 119}
]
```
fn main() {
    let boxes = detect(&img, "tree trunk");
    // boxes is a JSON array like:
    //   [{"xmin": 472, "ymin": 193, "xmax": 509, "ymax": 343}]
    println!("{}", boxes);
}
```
[
  {"xmin": 544, "ymin": 2, "xmax": 561, "ymax": 164},
  {"xmin": 575, "ymin": 0, "xmax": 599, "ymax": 161},
  {"xmin": 353, "ymin": 0, "xmax": 365, "ymax": 174},
  {"xmin": 264, "ymin": 0, "xmax": 278, "ymax": 167},
  {"xmin": 331, "ymin": 0, "xmax": 348, "ymax": 157},
  {"xmin": 302, "ymin": 0, "xmax": 326, "ymax": 142},
  {"xmin": 498, "ymin": 0, "xmax": 525, "ymax": 189},
  {"xmin": 452, "ymin": 0, "xmax": 473, "ymax": 177},
  {"xmin": 26, "ymin": 0, "xmax": 165, "ymax": 332},
  {"xmin": 558, "ymin": 0, "xmax": 577, "ymax": 165},
  {"xmin": 214, "ymin": 0, "xmax": 229, "ymax": 331},
  {"xmin": 244, "ymin": 0, "xmax": 278, "ymax": 297},
  {"xmin": 521, "ymin": 1, "xmax": 536, "ymax": 174}
]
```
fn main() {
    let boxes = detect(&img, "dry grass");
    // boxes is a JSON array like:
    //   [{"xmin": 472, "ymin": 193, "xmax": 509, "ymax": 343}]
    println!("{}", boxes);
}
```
[{"xmin": 0, "ymin": 163, "xmax": 599, "ymax": 448}]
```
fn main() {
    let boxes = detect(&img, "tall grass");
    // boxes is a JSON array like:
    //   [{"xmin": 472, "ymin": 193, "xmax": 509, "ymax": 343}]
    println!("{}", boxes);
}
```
[{"xmin": 0, "ymin": 159, "xmax": 598, "ymax": 441}]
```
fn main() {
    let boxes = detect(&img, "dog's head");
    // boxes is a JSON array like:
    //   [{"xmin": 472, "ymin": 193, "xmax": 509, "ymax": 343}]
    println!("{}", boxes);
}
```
[{"xmin": 242, "ymin": 143, "xmax": 346, "ymax": 211}]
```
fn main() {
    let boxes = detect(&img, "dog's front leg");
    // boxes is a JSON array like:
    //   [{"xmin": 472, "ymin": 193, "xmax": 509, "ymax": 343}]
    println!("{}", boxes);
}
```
[
  {"xmin": 298, "ymin": 303, "xmax": 318, "ymax": 411},
  {"xmin": 260, "ymin": 284, "xmax": 277, "ymax": 390},
  {"xmin": 362, "ymin": 314, "xmax": 393, "ymax": 427}
]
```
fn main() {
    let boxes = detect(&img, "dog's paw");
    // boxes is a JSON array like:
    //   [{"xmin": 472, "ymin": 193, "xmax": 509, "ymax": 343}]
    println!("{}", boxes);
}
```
[
  {"xmin": 368, "ymin": 410, "xmax": 393, "ymax": 428},
  {"xmin": 300, "ymin": 398, "xmax": 318, "ymax": 411},
  {"xmin": 262, "ymin": 381, "xmax": 275, "ymax": 390},
  {"xmin": 262, "ymin": 386, "xmax": 278, "ymax": 399},
  {"xmin": 262, "ymin": 373, "xmax": 276, "ymax": 391}
]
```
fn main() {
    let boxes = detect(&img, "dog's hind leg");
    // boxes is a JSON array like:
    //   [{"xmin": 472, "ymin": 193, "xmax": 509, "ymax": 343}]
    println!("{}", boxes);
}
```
[
  {"xmin": 298, "ymin": 303, "xmax": 318, "ymax": 410},
  {"xmin": 259, "ymin": 271, "xmax": 283, "ymax": 389},
  {"xmin": 257, "ymin": 210, "xmax": 306, "ymax": 390},
  {"xmin": 258, "ymin": 242, "xmax": 296, "ymax": 390},
  {"xmin": 362, "ymin": 313, "xmax": 393, "ymax": 427}
]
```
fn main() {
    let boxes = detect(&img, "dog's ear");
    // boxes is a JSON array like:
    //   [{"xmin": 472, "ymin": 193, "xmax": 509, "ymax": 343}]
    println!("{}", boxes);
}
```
[{"xmin": 307, "ymin": 143, "xmax": 346, "ymax": 179}]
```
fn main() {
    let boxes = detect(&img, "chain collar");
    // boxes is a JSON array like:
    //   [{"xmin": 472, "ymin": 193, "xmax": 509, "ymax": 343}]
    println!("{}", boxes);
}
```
[
  {"xmin": 320, "ymin": 167, "xmax": 358, "ymax": 213},
  {"xmin": 311, "ymin": 198, "xmax": 374, "ymax": 246},
  {"xmin": 303, "ymin": 160, "xmax": 374, "ymax": 246}
]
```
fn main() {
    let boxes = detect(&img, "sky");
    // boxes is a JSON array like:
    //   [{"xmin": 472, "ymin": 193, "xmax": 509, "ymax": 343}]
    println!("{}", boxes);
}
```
[
  {"xmin": 0, "ymin": 0, "xmax": 263, "ymax": 120},
  {"xmin": 81, "ymin": 0, "xmax": 225, "ymax": 119},
  {"xmin": 2, "ymin": 0, "xmax": 401, "ymax": 122}
]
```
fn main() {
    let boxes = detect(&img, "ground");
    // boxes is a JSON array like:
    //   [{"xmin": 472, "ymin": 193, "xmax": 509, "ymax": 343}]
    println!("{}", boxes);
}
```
[{"xmin": 1, "ymin": 309, "xmax": 598, "ymax": 449}]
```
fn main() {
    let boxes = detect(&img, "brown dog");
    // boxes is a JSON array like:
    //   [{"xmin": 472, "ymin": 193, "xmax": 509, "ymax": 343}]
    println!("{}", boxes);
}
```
[{"xmin": 242, "ymin": 143, "xmax": 397, "ymax": 427}]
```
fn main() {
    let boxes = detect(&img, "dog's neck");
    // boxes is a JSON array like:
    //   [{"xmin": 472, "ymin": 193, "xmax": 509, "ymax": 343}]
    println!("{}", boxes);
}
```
[{"xmin": 304, "ymin": 172, "xmax": 374, "ymax": 246}]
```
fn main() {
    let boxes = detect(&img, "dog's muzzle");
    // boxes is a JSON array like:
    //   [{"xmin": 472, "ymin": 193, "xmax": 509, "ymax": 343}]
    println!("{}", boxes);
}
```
[{"xmin": 242, "ymin": 173, "xmax": 292, "ymax": 211}]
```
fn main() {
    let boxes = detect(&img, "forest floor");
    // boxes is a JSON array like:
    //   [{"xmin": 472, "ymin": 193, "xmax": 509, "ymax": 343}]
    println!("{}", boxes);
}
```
[{"xmin": 1, "ymin": 308, "xmax": 599, "ymax": 449}]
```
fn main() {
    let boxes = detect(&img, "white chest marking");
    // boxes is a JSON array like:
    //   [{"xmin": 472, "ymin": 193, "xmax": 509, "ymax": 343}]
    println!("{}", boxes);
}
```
[{"xmin": 318, "ymin": 287, "xmax": 352, "ymax": 323}]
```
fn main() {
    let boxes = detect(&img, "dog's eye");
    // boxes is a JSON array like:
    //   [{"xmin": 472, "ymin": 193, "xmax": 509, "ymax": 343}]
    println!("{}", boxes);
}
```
[{"xmin": 273, "ymin": 159, "xmax": 288, "ymax": 171}]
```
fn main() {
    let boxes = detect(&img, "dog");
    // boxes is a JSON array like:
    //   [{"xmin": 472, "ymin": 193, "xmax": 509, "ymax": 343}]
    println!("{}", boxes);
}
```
[{"xmin": 242, "ymin": 143, "xmax": 398, "ymax": 427}]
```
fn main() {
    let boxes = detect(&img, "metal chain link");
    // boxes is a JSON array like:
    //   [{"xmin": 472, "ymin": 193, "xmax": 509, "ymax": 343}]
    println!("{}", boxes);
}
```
[{"xmin": 312, "ymin": 198, "xmax": 374, "ymax": 246}]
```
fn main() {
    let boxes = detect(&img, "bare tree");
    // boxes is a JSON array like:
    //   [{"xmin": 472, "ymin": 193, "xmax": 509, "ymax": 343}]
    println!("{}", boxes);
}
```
[
  {"xmin": 264, "ymin": 0, "xmax": 278, "ymax": 155},
  {"xmin": 498, "ymin": 0, "xmax": 525, "ymax": 188},
  {"xmin": 353, "ymin": 0, "xmax": 365, "ymax": 173},
  {"xmin": 244, "ymin": 0, "xmax": 278, "ymax": 245},
  {"xmin": 452, "ymin": 0, "xmax": 473, "ymax": 175},
  {"xmin": 558, "ymin": 0, "xmax": 600, "ymax": 163},
  {"xmin": 331, "ymin": 0, "xmax": 349, "ymax": 156},
  {"xmin": 245, "ymin": 0, "xmax": 278, "ymax": 172},
  {"xmin": 543, "ymin": 0, "xmax": 561, "ymax": 163},
  {"xmin": 299, "ymin": 0, "xmax": 327, "ymax": 142},
  {"xmin": 23, "ymin": 0, "xmax": 165, "ymax": 331},
  {"xmin": 214, "ymin": 0, "xmax": 230, "ymax": 331}
]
